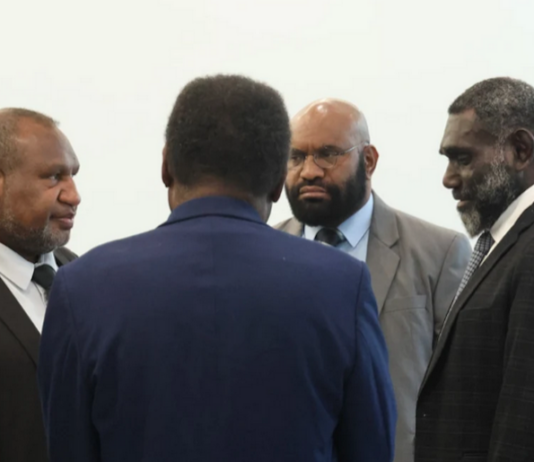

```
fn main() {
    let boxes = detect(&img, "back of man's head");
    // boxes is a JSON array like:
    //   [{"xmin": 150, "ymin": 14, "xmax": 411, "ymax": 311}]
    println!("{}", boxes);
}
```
[
  {"xmin": 165, "ymin": 75, "xmax": 291, "ymax": 199},
  {"xmin": 449, "ymin": 77, "xmax": 534, "ymax": 141}
]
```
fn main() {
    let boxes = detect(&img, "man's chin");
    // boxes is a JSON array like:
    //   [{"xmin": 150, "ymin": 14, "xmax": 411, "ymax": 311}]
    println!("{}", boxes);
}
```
[
  {"xmin": 459, "ymin": 210, "xmax": 483, "ymax": 238},
  {"xmin": 45, "ymin": 230, "xmax": 71, "ymax": 251},
  {"xmin": 290, "ymin": 201, "xmax": 334, "ymax": 227}
]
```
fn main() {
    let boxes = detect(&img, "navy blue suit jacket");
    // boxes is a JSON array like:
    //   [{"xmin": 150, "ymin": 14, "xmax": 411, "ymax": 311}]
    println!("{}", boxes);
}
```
[{"xmin": 38, "ymin": 196, "xmax": 396, "ymax": 462}]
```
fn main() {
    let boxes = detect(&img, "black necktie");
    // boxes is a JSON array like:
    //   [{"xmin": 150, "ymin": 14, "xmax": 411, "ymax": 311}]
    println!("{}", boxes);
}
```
[
  {"xmin": 32, "ymin": 264, "xmax": 56, "ymax": 295},
  {"xmin": 315, "ymin": 227, "xmax": 346, "ymax": 247}
]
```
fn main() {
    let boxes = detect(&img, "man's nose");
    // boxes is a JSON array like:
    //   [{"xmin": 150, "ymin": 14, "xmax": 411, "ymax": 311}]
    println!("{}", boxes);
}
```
[
  {"xmin": 60, "ymin": 177, "xmax": 82, "ymax": 207},
  {"xmin": 300, "ymin": 154, "xmax": 325, "ymax": 181},
  {"xmin": 442, "ymin": 163, "xmax": 460, "ymax": 190}
]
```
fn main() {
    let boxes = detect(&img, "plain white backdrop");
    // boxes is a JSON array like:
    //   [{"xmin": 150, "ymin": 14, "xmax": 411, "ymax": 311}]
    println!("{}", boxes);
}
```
[{"xmin": 1, "ymin": 0, "xmax": 533, "ymax": 254}]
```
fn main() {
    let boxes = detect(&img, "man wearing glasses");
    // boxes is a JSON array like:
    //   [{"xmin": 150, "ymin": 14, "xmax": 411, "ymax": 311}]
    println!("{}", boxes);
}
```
[{"xmin": 276, "ymin": 99, "xmax": 470, "ymax": 462}]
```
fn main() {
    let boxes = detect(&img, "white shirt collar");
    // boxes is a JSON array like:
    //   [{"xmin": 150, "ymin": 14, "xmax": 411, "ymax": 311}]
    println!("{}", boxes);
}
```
[
  {"xmin": 490, "ymin": 184, "xmax": 534, "ymax": 245},
  {"xmin": 304, "ymin": 193, "xmax": 374, "ymax": 247},
  {"xmin": 0, "ymin": 242, "xmax": 57, "ymax": 291}
]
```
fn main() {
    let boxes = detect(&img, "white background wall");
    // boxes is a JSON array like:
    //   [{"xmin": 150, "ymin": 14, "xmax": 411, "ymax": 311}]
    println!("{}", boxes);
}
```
[{"xmin": 1, "ymin": 0, "xmax": 533, "ymax": 254}]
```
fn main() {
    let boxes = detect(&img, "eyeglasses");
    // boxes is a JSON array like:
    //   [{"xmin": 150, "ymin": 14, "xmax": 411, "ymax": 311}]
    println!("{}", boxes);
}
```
[{"xmin": 288, "ymin": 144, "xmax": 362, "ymax": 170}]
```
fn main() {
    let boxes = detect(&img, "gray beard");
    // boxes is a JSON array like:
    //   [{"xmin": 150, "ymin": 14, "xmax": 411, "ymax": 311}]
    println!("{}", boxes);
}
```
[
  {"xmin": 0, "ymin": 211, "xmax": 67, "ymax": 257},
  {"xmin": 459, "ymin": 158, "xmax": 523, "ymax": 237}
]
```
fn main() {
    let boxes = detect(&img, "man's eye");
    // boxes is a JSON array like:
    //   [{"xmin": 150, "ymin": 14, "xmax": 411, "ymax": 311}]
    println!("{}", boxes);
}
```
[
  {"xmin": 319, "ymin": 149, "xmax": 338, "ymax": 159},
  {"xmin": 457, "ymin": 155, "xmax": 471, "ymax": 165}
]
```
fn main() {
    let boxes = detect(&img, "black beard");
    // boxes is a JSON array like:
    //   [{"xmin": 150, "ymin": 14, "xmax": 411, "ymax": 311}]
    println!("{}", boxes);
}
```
[
  {"xmin": 286, "ymin": 155, "xmax": 367, "ymax": 228},
  {"xmin": 458, "ymin": 159, "xmax": 523, "ymax": 237}
]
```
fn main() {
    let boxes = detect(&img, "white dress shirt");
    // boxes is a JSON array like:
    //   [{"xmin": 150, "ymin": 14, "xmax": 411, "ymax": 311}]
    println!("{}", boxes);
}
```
[
  {"xmin": 0, "ymin": 242, "xmax": 58, "ymax": 333},
  {"xmin": 485, "ymin": 184, "xmax": 534, "ymax": 260},
  {"xmin": 304, "ymin": 193, "xmax": 374, "ymax": 262}
]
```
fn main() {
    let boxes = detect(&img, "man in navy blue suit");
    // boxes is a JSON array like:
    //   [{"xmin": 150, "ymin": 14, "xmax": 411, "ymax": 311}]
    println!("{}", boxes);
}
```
[{"xmin": 38, "ymin": 74, "xmax": 396, "ymax": 462}]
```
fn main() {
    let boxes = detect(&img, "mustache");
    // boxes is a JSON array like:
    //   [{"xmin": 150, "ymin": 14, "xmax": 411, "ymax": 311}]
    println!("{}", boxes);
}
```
[
  {"xmin": 452, "ymin": 189, "xmax": 474, "ymax": 202},
  {"xmin": 293, "ymin": 179, "xmax": 328, "ymax": 192}
]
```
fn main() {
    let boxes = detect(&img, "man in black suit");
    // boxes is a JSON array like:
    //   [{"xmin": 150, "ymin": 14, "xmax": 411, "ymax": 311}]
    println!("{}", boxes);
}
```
[
  {"xmin": 416, "ymin": 77, "xmax": 534, "ymax": 462},
  {"xmin": 0, "ymin": 108, "xmax": 80, "ymax": 462}
]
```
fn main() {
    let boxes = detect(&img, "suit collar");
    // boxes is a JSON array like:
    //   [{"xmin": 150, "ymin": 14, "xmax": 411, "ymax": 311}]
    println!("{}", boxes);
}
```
[
  {"xmin": 0, "ymin": 242, "xmax": 57, "ymax": 292},
  {"xmin": 489, "ymin": 183, "xmax": 534, "ymax": 250},
  {"xmin": 0, "ymin": 278, "xmax": 40, "ymax": 366},
  {"xmin": 369, "ymin": 193, "xmax": 400, "ymax": 248},
  {"xmin": 281, "ymin": 217, "xmax": 304, "ymax": 236},
  {"xmin": 366, "ymin": 193, "xmax": 400, "ymax": 313},
  {"xmin": 0, "ymin": 248, "xmax": 72, "ymax": 368},
  {"xmin": 161, "ymin": 196, "xmax": 264, "ymax": 228},
  {"xmin": 420, "ymin": 203, "xmax": 534, "ymax": 393}
]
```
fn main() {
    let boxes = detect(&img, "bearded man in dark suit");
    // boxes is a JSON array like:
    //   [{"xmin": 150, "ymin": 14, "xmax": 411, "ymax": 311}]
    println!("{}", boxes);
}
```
[
  {"xmin": 416, "ymin": 77, "xmax": 534, "ymax": 462},
  {"xmin": 0, "ymin": 108, "xmax": 80, "ymax": 462}
]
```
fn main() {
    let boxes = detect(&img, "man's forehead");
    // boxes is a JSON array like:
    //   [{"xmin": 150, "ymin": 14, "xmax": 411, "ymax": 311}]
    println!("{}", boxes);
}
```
[
  {"xmin": 291, "ymin": 112, "xmax": 357, "ymax": 147},
  {"xmin": 440, "ymin": 110, "xmax": 495, "ymax": 151},
  {"xmin": 15, "ymin": 120, "xmax": 77, "ymax": 163}
]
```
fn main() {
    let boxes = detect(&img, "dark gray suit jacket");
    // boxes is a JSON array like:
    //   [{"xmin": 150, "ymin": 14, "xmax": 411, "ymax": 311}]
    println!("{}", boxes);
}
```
[
  {"xmin": 276, "ymin": 194, "xmax": 471, "ymax": 462},
  {"xmin": 416, "ymin": 205, "xmax": 534, "ymax": 462},
  {"xmin": 0, "ymin": 247, "xmax": 76, "ymax": 462}
]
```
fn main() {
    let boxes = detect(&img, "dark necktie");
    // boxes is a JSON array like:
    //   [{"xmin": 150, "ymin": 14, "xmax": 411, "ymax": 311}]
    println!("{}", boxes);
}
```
[
  {"xmin": 32, "ymin": 264, "xmax": 56, "ymax": 296},
  {"xmin": 315, "ymin": 227, "xmax": 346, "ymax": 247},
  {"xmin": 454, "ymin": 230, "xmax": 494, "ymax": 302}
]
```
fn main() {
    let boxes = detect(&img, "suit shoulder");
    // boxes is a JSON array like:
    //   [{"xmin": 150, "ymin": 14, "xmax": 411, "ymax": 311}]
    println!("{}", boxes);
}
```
[
  {"xmin": 273, "ymin": 216, "xmax": 299, "ymax": 232},
  {"xmin": 393, "ymin": 208, "xmax": 467, "ymax": 244},
  {"xmin": 60, "ymin": 229, "xmax": 157, "ymax": 274},
  {"xmin": 269, "ymin": 226, "xmax": 368, "ymax": 277},
  {"xmin": 274, "ymin": 217, "xmax": 290, "ymax": 229},
  {"xmin": 54, "ymin": 246, "xmax": 78, "ymax": 262}
]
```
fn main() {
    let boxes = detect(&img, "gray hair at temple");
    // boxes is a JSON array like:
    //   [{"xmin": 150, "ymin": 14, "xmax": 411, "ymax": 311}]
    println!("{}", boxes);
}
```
[{"xmin": 449, "ymin": 77, "xmax": 534, "ymax": 142}]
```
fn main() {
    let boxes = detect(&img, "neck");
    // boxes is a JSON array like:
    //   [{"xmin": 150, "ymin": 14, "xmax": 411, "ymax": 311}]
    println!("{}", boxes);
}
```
[
  {"xmin": 168, "ymin": 182, "xmax": 271, "ymax": 222},
  {"xmin": 0, "ymin": 238, "xmax": 40, "ymax": 263}
]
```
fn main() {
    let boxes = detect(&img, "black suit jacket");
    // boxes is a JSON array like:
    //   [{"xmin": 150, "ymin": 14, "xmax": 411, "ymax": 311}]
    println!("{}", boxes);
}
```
[
  {"xmin": 416, "ymin": 204, "xmax": 534, "ymax": 462},
  {"xmin": 0, "ymin": 247, "xmax": 76, "ymax": 462}
]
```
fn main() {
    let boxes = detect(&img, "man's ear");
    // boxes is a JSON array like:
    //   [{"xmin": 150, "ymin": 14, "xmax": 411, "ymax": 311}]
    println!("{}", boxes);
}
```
[
  {"xmin": 364, "ymin": 145, "xmax": 379, "ymax": 179},
  {"xmin": 509, "ymin": 129, "xmax": 534, "ymax": 170},
  {"xmin": 161, "ymin": 146, "xmax": 173, "ymax": 188},
  {"xmin": 0, "ymin": 170, "xmax": 6, "ymax": 200},
  {"xmin": 270, "ymin": 170, "xmax": 287, "ymax": 203}
]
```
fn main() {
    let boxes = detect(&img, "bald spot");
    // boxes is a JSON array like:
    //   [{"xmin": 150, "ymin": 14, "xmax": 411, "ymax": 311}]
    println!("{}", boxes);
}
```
[{"xmin": 291, "ymin": 99, "xmax": 370, "ymax": 148}]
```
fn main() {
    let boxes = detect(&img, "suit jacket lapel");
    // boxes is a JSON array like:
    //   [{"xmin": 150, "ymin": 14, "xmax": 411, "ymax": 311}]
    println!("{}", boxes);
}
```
[
  {"xmin": 54, "ymin": 247, "xmax": 75, "ymax": 266},
  {"xmin": 366, "ymin": 194, "xmax": 400, "ymax": 314},
  {"xmin": 0, "ymin": 278, "xmax": 40, "ymax": 366},
  {"xmin": 420, "ymin": 205, "xmax": 534, "ymax": 392},
  {"xmin": 0, "ymin": 248, "xmax": 75, "ymax": 368},
  {"xmin": 277, "ymin": 217, "xmax": 303, "ymax": 236}
]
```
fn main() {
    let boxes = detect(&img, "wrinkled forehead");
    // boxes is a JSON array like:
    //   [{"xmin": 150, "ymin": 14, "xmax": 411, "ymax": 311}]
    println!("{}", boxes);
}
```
[
  {"xmin": 440, "ymin": 110, "xmax": 496, "ymax": 152},
  {"xmin": 291, "ymin": 110, "xmax": 360, "ymax": 149}
]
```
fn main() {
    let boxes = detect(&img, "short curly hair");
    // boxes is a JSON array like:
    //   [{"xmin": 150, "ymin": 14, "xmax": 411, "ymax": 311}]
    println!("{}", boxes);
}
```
[
  {"xmin": 449, "ymin": 77, "xmax": 534, "ymax": 140},
  {"xmin": 165, "ymin": 74, "xmax": 290, "ymax": 197}
]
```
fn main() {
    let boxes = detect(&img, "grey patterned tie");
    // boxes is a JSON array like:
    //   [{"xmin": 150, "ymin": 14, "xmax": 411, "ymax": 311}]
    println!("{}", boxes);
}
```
[
  {"xmin": 454, "ymin": 231, "xmax": 494, "ymax": 302},
  {"xmin": 315, "ymin": 228, "xmax": 346, "ymax": 247}
]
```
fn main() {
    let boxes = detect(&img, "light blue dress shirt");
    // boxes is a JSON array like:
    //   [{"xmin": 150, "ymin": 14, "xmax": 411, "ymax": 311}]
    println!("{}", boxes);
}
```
[{"xmin": 304, "ymin": 194, "xmax": 374, "ymax": 262}]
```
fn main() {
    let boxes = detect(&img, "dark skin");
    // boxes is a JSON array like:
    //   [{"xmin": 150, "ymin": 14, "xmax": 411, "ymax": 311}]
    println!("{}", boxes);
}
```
[
  {"xmin": 161, "ymin": 147, "xmax": 285, "ymax": 222},
  {"xmin": 440, "ymin": 109, "xmax": 534, "ymax": 211},
  {"xmin": 286, "ymin": 99, "xmax": 379, "ymax": 227},
  {"xmin": 0, "ymin": 117, "xmax": 81, "ymax": 262}
]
